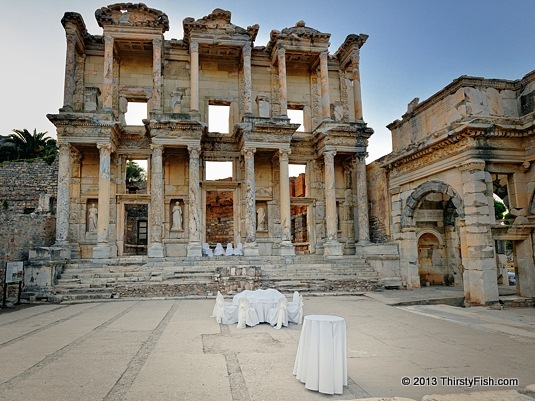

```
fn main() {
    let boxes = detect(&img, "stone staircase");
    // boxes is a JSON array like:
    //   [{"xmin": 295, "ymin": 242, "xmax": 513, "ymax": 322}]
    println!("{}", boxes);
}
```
[{"xmin": 48, "ymin": 254, "xmax": 383, "ymax": 302}]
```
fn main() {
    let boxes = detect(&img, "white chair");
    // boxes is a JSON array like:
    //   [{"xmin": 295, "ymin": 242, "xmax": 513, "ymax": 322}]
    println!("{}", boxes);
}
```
[
  {"xmin": 221, "ymin": 300, "xmax": 239, "ymax": 325},
  {"xmin": 287, "ymin": 291, "xmax": 304, "ymax": 325},
  {"xmin": 233, "ymin": 242, "xmax": 243, "ymax": 256},
  {"xmin": 268, "ymin": 296, "xmax": 288, "ymax": 329},
  {"xmin": 225, "ymin": 243, "xmax": 234, "ymax": 256},
  {"xmin": 214, "ymin": 243, "xmax": 225, "ymax": 256},
  {"xmin": 202, "ymin": 243, "xmax": 214, "ymax": 257},
  {"xmin": 237, "ymin": 297, "xmax": 259, "ymax": 329},
  {"xmin": 211, "ymin": 291, "xmax": 225, "ymax": 323}
]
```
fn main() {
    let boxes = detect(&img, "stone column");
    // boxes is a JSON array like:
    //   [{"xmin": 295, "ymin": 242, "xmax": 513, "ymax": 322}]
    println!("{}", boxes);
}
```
[
  {"xmin": 152, "ymin": 38, "xmax": 163, "ymax": 112},
  {"xmin": 62, "ymin": 34, "xmax": 77, "ymax": 111},
  {"xmin": 55, "ymin": 144, "xmax": 71, "ymax": 252},
  {"xmin": 354, "ymin": 153, "xmax": 370, "ymax": 243},
  {"xmin": 243, "ymin": 43, "xmax": 253, "ymax": 116},
  {"xmin": 93, "ymin": 143, "xmax": 113, "ymax": 259},
  {"xmin": 323, "ymin": 150, "xmax": 343, "ymax": 255},
  {"xmin": 351, "ymin": 51, "xmax": 363, "ymax": 120},
  {"xmin": 102, "ymin": 35, "xmax": 114, "ymax": 111},
  {"xmin": 459, "ymin": 159, "xmax": 499, "ymax": 305},
  {"xmin": 148, "ymin": 144, "xmax": 165, "ymax": 257},
  {"xmin": 277, "ymin": 47, "xmax": 288, "ymax": 116},
  {"xmin": 319, "ymin": 51, "xmax": 331, "ymax": 120},
  {"xmin": 190, "ymin": 41, "xmax": 199, "ymax": 113},
  {"xmin": 279, "ymin": 149, "xmax": 294, "ymax": 255},
  {"xmin": 242, "ymin": 147, "xmax": 259, "ymax": 255},
  {"xmin": 187, "ymin": 144, "xmax": 202, "ymax": 256}
]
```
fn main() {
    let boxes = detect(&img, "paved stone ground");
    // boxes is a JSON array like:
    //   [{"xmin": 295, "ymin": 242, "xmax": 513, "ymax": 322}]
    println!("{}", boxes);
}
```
[{"xmin": 0, "ymin": 290, "xmax": 534, "ymax": 401}]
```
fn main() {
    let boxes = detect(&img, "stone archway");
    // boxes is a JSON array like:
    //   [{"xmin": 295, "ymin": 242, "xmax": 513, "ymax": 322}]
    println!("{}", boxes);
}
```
[{"xmin": 402, "ymin": 181, "xmax": 464, "ymax": 228}]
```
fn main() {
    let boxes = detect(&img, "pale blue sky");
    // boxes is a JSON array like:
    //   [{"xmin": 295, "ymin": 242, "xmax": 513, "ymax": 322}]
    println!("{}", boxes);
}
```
[{"xmin": 1, "ymin": 1, "xmax": 534, "ymax": 161}]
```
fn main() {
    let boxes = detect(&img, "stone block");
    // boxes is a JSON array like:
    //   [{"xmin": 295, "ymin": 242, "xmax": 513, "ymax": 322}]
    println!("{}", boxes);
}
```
[{"xmin": 463, "ymin": 180, "xmax": 487, "ymax": 193}]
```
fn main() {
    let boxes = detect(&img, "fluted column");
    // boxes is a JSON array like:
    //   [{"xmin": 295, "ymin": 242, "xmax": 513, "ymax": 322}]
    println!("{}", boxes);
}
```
[
  {"xmin": 351, "ymin": 51, "xmax": 363, "ymax": 120},
  {"xmin": 152, "ymin": 38, "xmax": 163, "ymax": 112},
  {"xmin": 93, "ymin": 143, "xmax": 113, "ymax": 258},
  {"xmin": 243, "ymin": 43, "xmax": 253, "ymax": 115},
  {"xmin": 62, "ymin": 34, "xmax": 77, "ymax": 111},
  {"xmin": 148, "ymin": 144, "xmax": 164, "ymax": 257},
  {"xmin": 355, "ymin": 153, "xmax": 370, "ymax": 243},
  {"xmin": 187, "ymin": 144, "xmax": 202, "ymax": 256},
  {"xmin": 323, "ymin": 150, "xmax": 343, "ymax": 255},
  {"xmin": 102, "ymin": 35, "xmax": 114, "ymax": 111},
  {"xmin": 55, "ymin": 144, "xmax": 71, "ymax": 247},
  {"xmin": 190, "ymin": 41, "xmax": 199, "ymax": 113},
  {"xmin": 319, "ymin": 51, "xmax": 331, "ymax": 120},
  {"xmin": 277, "ymin": 47, "xmax": 288, "ymax": 116},
  {"xmin": 279, "ymin": 149, "xmax": 295, "ymax": 255}
]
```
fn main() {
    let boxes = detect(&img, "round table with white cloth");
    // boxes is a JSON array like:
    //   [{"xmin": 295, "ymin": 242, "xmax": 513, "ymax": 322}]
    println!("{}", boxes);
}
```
[{"xmin": 293, "ymin": 314, "xmax": 347, "ymax": 394}]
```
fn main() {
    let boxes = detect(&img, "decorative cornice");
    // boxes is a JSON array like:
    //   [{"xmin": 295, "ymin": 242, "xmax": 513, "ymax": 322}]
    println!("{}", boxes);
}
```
[{"xmin": 380, "ymin": 118, "xmax": 535, "ymax": 171}]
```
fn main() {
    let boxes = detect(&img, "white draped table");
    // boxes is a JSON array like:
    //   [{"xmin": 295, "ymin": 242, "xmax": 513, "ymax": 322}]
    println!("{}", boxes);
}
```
[
  {"xmin": 232, "ymin": 289, "xmax": 285, "ymax": 322},
  {"xmin": 293, "ymin": 315, "xmax": 347, "ymax": 394}
]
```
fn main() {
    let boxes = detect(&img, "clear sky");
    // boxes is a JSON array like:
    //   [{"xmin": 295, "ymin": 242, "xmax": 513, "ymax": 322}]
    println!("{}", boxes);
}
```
[{"xmin": 1, "ymin": 1, "xmax": 534, "ymax": 162}]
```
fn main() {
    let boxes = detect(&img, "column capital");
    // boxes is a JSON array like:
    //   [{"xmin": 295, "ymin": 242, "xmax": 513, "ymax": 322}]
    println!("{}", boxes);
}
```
[
  {"xmin": 97, "ymin": 142, "xmax": 113, "ymax": 155},
  {"xmin": 324, "ymin": 149, "xmax": 336, "ymax": 163},
  {"xmin": 58, "ymin": 143, "xmax": 72, "ymax": 155},
  {"xmin": 190, "ymin": 40, "xmax": 199, "ymax": 53},
  {"xmin": 153, "ymin": 37, "xmax": 162, "ymax": 47},
  {"xmin": 350, "ymin": 49, "xmax": 360, "ymax": 67},
  {"xmin": 150, "ymin": 143, "xmax": 163, "ymax": 153},
  {"xmin": 459, "ymin": 158, "xmax": 485, "ymax": 172},
  {"xmin": 279, "ymin": 148, "xmax": 291, "ymax": 161},
  {"xmin": 277, "ymin": 46, "xmax": 286, "ymax": 57},
  {"xmin": 188, "ymin": 144, "xmax": 201, "ymax": 159},
  {"xmin": 242, "ymin": 147, "xmax": 256, "ymax": 159}
]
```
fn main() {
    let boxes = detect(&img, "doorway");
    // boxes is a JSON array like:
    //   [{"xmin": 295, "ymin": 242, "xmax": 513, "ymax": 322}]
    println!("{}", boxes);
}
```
[{"xmin": 122, "ymin": 203, "xmax": 148, "ymax": 255}]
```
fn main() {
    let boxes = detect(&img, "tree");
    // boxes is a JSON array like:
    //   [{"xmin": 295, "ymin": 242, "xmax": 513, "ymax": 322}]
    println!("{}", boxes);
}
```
[
  {"xmin": 126, "ymin": 160, "xmax": 146, "ymax": 185},
  {"xmin": 494, "ymin": 198, "xmax": 507, "ymax": 221},
  {"xmin": 0, "ymin": 129, "xmax": 58, "ymax": 164}
]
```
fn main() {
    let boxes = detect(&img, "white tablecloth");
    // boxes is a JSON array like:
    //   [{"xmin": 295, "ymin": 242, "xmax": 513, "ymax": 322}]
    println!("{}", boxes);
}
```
[
  {"xmin": 293, "ymin": 315, "xmax": 347, "ymax": 394},
  {"xmin": 232, "ymin": 289, "xmax": 285, "ymax": 322}
]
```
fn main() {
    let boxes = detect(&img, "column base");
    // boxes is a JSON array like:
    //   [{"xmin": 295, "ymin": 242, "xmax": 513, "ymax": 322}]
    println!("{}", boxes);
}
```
[
  {"xmin": 243, "ymin": 242, "xmax": 259, "ymax": 256},
  {"xmin": 323, "ymin": 240, "xmax": 343, "ymax": 256},
  {"xmin": 93, "ymin": 243, "xmax": 113, "ymax": 259},
  {"xmin": 187, "ymin": 242, "xmax": 202, "ymax": 257},
  {"xmin": 148, "ymin": 242, "xmax": 165, "ymax": 258},
  {"xmin": 279, "ymin": 241, "xmax": 295, "ymax": 256}
]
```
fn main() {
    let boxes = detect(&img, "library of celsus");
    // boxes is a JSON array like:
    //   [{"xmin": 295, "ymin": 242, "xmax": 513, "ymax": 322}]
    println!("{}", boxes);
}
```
[{"xmin": 47, "ymin": 4, "xmax": 372, "ymax": 260}]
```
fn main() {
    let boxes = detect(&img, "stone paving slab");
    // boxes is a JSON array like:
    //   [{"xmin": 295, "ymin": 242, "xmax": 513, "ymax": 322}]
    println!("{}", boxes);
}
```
[{"xmin": 0, "ymin": 292, "xmax": 534, "ymax": 401}]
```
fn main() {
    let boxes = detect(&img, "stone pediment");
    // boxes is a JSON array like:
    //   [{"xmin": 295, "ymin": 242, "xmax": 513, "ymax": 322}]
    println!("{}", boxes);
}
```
[
  {"xmin": 235, "ymin": 117, "xmax": 299, "ymax": 149},
  {"xmin": 95, "ymin": 3, "xmax": 169, "ymax": 32},
  {"xmin": 267, "ymin": 21, "xmax": 330, "ymax": 53},
  {"xmin": 183, "ymin": 9, "xmax": 259, "ymax": 44},
  {"xmin": 312, "ymin": 121, "xmax": 373, "ymax": 155}
]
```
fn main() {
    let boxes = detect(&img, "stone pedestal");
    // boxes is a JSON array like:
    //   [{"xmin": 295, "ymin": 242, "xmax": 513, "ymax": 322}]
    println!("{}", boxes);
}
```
[
  {"xmin": 323, "ymin": 240, "xmax": 343, "ymax": 256},
  {"xmin": 148, "ymin": 242, "xmax": 165, "ymax": 258},
  {"xmin": 243, "ymin": 242, "xmax": 259, "ymax": 256},
  {"xmin": 279, "ymin": 241, "xmax": 295, "ymax": 256}
]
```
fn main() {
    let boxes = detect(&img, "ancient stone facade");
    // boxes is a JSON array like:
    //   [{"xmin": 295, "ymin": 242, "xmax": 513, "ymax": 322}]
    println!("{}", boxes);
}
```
[
  {"xmin": 370, "ymin": 71, "xmax": 535, "ymax": 305},
  {"xmin": 47, "ymin": 4, "xmax": 373, "ymax": 260}
]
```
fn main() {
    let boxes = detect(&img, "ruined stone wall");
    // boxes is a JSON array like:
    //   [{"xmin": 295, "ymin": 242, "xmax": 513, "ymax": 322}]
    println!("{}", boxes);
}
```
[
  {"xmin": 0, "ymin": 158, "xmax": 58, "ymax": 262},
  {"xmin": 367, "ymin": 161, "xmax": 390, "ymax": 243},
  {"xmin": 0, "ymin": 158, "xmax": 58, "ymax": 214}
]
